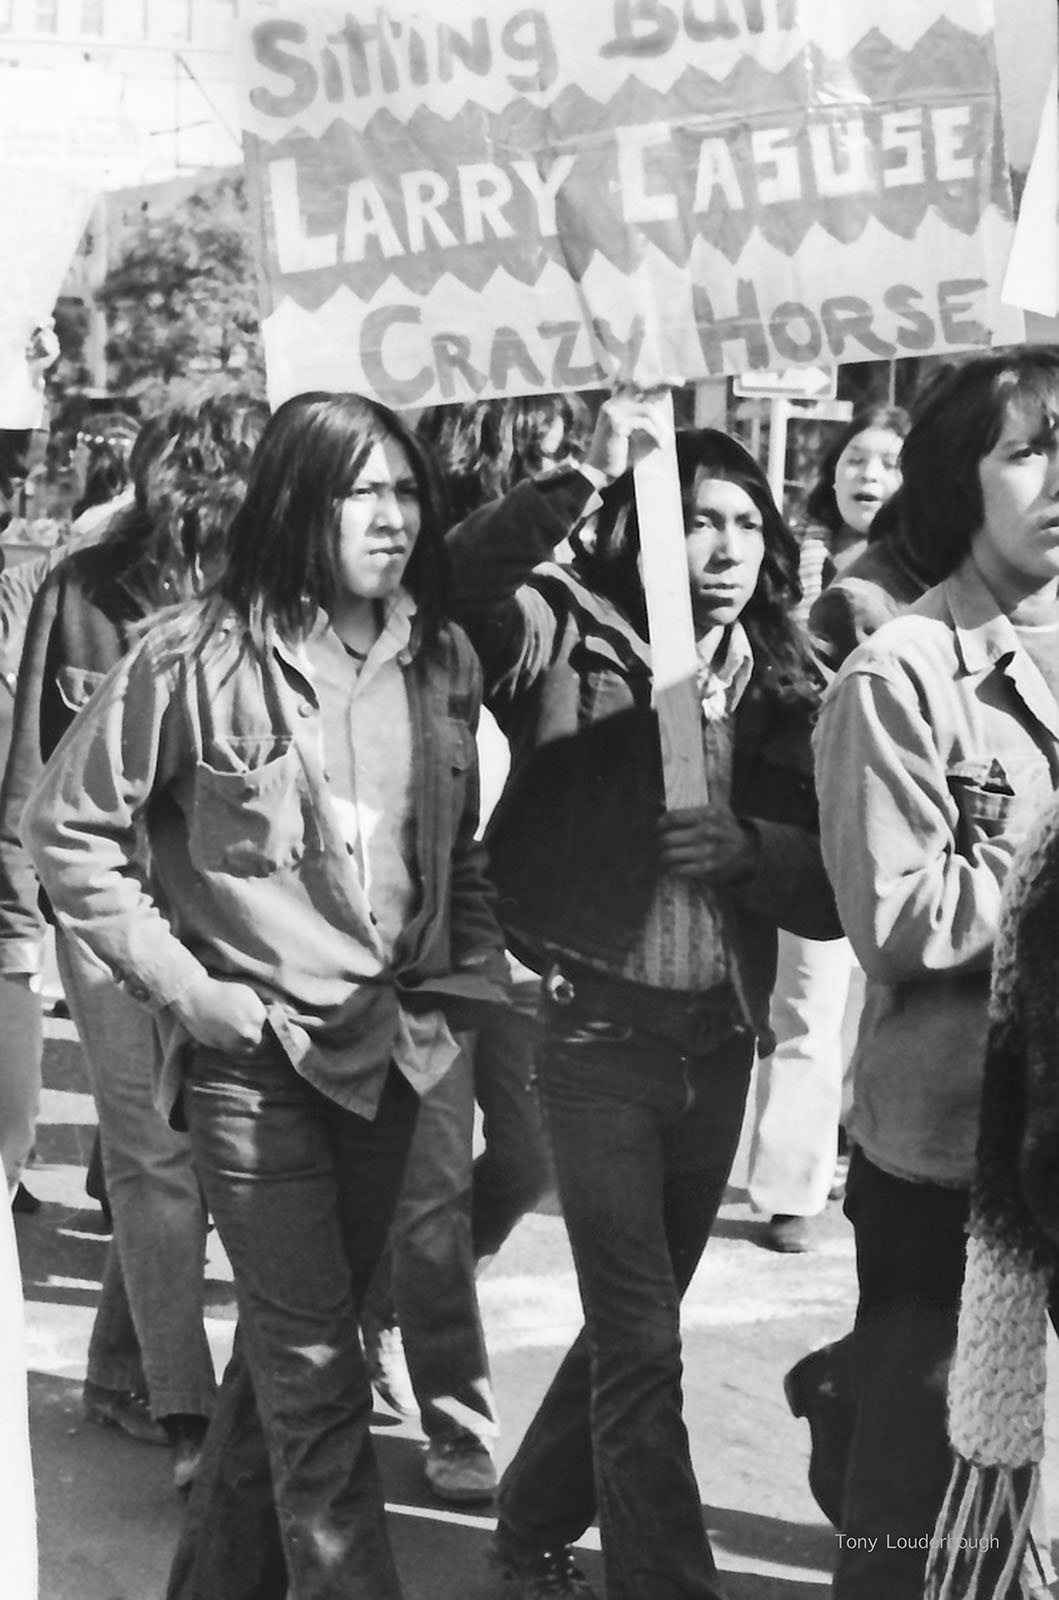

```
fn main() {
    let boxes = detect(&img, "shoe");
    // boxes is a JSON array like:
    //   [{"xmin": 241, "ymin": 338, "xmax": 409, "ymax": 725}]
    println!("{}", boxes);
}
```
[
  {"xmin": 763, "ymin": 1213, "xmax": 815, "ymax": 1253},
  {"xmin": 83, "ymin": 1379, "xmax": 168, "ymax": 1446},
  {"xmin": 11, "ymin": 1182, "xmax": 41, "ymax": 1215},
  {"xmin": 424, "ymin": 1433, "xmax": 498, "ymax": 1504},
  {"xmin": 490, "ymin": 1527, "xmax": 598, "ymax": 1598},
  {"xmin": 161, "ymin": 1413, "xmax": 210, "ymax": 1493},
  {"xmin": 363, "ymin": 1321, "xmax": 417, "ymax": 1415},
  {"xmin": 783, "ymin": 1343, "xmax": 855, "ymax": 1528}
]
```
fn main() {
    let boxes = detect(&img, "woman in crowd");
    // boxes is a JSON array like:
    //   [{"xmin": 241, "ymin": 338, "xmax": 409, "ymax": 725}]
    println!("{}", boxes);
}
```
[
  {"xmin": 795, "ymin": 404, "xmax": 907, "ymax": 608},
  {"xmin": 747, "ymin": 403, "xmax": 909, "ymax": 1255},
  {"xmin": 446, "ymin": 390, "xmax": 839, "ymax": 1600},
  {"xmin": 813, "ymin": 348, "xmax": 1059, "ymax": 1600},
  {"xmin": 0, "ymin": 396, "xmax": 267, "ymax": 1487},
  {"xmin": 21, "ymin": 390, "xmax": 509, "ymax": 1600}
]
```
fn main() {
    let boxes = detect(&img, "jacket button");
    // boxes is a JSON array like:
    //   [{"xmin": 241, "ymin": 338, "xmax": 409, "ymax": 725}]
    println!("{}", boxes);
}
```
[{"xmin": 297, "ymin": 701, "xmax": 313, "ymax": 717}]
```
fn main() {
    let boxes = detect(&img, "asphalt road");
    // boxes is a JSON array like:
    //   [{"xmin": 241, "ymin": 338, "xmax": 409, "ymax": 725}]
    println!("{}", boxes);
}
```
[{"xmin": 14, "ymin": 1009, "xmax": 1059, "ymax": 1599}]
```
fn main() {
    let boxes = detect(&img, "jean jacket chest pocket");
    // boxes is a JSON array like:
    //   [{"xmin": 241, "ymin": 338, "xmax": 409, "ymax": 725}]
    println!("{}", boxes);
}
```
[
  {"xmin": 947, "ymin": 756, "xmax": 1050, "ymax": 850},
  {"xmin": 188, "ymin": 737, "xmax": 305, "ymax": 877}
]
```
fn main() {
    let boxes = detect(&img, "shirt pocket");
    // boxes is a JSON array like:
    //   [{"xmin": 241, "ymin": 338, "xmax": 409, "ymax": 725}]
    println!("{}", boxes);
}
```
[
  {"xmin": 188, "ymin": 737, "xmax": 304, "ymax": 877},
  {"xmin": 55, "ymin": 665, "xmax": 106, "ymax": 714},
  {"xmin": 947, "ymin": 756, "xmax": 1048, "ymax": 850}
]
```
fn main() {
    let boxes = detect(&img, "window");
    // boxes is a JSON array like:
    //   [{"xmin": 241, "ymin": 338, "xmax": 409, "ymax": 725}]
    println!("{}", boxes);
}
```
[
  {"xmin": 35, "ymin": 0, "xmax": 58, "ymax": 31},
  {"xmin": 81, "ymin": 0, "xmax": 104, "ymax": 34}
]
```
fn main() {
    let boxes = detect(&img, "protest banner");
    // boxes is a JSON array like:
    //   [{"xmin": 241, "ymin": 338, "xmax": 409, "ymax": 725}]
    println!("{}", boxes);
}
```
[
  {"xmin": 0, "ymin": 168, "xmax": 96, "ymax": 429},
  {"xmin": 236, "ymin": 0, "xmax": 1021, "ymax": 803},
  {"xmin": 238, "ymin": 0, "xmax": 1021, "ymax": 410}
]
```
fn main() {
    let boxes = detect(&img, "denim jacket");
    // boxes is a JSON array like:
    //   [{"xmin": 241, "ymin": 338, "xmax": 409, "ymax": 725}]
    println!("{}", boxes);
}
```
[
  {"xmin": 20, "ymin": 597, "xmax": 509, "ymax": 1120},
  {"xmin": 814, "ymin": 558, "xmax": 1059, "ymax": 1186},
  {"xmin": 446, "ymin": 472, "xmax": 840, "ymax": 1051}
]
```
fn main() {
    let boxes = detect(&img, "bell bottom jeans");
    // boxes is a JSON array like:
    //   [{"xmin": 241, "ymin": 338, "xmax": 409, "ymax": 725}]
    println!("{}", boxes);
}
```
[
  {"xmin": 166, "ymin": 1042, "xmax": 419, "ymax": 1600},
  {"xmin": 497, "ymin": 1018, "xmax": 755, "ymax": 1600}
]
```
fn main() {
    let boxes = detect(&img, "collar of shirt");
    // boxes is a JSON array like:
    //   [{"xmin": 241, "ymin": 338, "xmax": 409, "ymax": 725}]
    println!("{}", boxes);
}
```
[
  {"xmin": 941, "ymin": 556, "xmax": 1059, "ymax": 743},
  {"xmin": 696, "ymin": 621, "xmax": 754, "ymax": 722},
  {"xmin": 287, "ymin": 590, "xmax": 419, "ymax": 686},
  {"xmin": 943, "ymin": 557, "xmax": 1026, "ymax": 677}
]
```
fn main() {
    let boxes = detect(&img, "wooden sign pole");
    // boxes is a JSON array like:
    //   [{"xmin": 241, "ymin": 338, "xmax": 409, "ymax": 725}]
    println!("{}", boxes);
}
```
[{"xmin": 634, "ymin": 388, "xmax": 709, "ymax": 809}]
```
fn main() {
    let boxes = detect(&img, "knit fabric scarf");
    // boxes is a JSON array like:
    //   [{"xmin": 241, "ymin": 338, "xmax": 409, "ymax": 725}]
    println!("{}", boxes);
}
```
[{"xmin": 925, "ymin": 798, "xmax": 1059, "ymax": 1600}]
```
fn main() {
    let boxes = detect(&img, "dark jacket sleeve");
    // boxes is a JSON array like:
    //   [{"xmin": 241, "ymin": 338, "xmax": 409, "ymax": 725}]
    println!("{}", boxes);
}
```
[
  {"xmin": 730, "ymin": 688, "xmax": 842, "ymax": 941},
  {"xmin": 808, "ymin": 576, "xmax": 905, "ymax": 670},
  {"xmin": 0, "ymin": 571, "xmax": 63, "ymax": 970},
  {"xmin": 446, "ymin": 471, "xmax": 597, "ymax": 706}
]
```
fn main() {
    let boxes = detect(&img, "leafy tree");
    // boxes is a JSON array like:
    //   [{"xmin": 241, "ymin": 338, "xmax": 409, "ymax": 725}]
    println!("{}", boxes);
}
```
[{"xmin": 98, "ymin": 170, "xmax": 266, "ymax": 406}]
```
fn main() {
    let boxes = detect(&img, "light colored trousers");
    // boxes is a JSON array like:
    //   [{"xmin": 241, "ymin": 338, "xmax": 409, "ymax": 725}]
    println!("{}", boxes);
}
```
[
  {"xmin": 56, "ymin": 932, "xmax": 217, "ymax": 1419},
  {"xmin": 1, "ymin": 1196, "xmax": 37, "ymax": 1600},
  {"xmin": 747, "ymin": 931, "xmax": 863, "ymax": 1219},
  {"xmin": 0, "ymin": 973, "xmax": 43, "ymax": 1193}
]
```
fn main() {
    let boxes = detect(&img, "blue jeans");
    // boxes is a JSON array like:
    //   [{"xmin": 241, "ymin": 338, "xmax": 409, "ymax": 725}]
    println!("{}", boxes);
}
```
[
  {"xmin": 166, "ymin": 1041, "xmax": 419, "ymax": 1600},
  {"xmin": 497, "ymin": 1013, "xmax": 754, "ymax": 1600},
  {"xmin": 57, "ymin": 932, "xmax": 216, "ymax": 1418}
]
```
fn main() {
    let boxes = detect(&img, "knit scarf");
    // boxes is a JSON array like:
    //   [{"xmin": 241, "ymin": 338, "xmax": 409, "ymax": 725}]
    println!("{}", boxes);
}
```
[{"xmin": 925, "ymin": 800, "xmax": 1059, "ymax": 1600}]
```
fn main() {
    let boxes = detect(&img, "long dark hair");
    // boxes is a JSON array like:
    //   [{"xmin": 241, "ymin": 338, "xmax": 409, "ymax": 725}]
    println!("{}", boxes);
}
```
[
  {"xmin": 99, "ymin": 394, "xmax": 269, "ymax": 615},
  {"xmin": 212, "ymin": 392, "xmax": 449, "ymax": 650},
  {"xmin": 900, "ymin": 348, "xmax": 1059, "ymax": 579},
  {"xmin": 803, "ymin": 404, "xmax": 909, "ymax": 537},
  {"xmin": 575, "ymin": 428, "xmax": 820, "ymax": 700},
  {"xmin": 417, "ymin": 393, "xmax": 590, "ymax": 520}
]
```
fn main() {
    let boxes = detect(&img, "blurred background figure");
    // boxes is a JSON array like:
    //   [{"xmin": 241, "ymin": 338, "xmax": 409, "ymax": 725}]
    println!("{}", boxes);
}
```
[
  {"xmin": 0, "ymin": 392, "xmax": 268, "ymax": 1493},
  {"xmin": 0, "ymin": 1196, "xmax": 37, "ymax": 1600},
  {"xmin": 746, "ymin": 405, "xmax": 909, "ymax": 1254},
  {"xmin": 67, "ymin": 412, "xmax": 139, "ymax": 541}
]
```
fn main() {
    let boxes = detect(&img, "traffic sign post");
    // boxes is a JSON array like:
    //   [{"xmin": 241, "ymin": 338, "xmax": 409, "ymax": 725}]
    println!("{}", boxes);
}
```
[{"xmin": 733, "ymin": 367, "xmax": 839, "ymax": 403}]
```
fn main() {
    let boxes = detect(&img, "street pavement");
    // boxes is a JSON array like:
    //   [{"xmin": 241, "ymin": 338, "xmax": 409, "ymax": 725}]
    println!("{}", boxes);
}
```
[{"xmin": 13, "ymin": 1008, "xmax": 1059, "ymax": 1599}]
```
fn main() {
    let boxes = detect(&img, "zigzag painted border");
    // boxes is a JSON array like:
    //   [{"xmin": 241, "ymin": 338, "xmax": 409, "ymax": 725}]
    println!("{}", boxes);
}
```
[
  {"xmin": 246, "ymin": 19, "xmax": 1007, "ymax": 314},
  {"xmin": 237, "ymin": 1, "xmax": 997, "ymax": 139}
]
